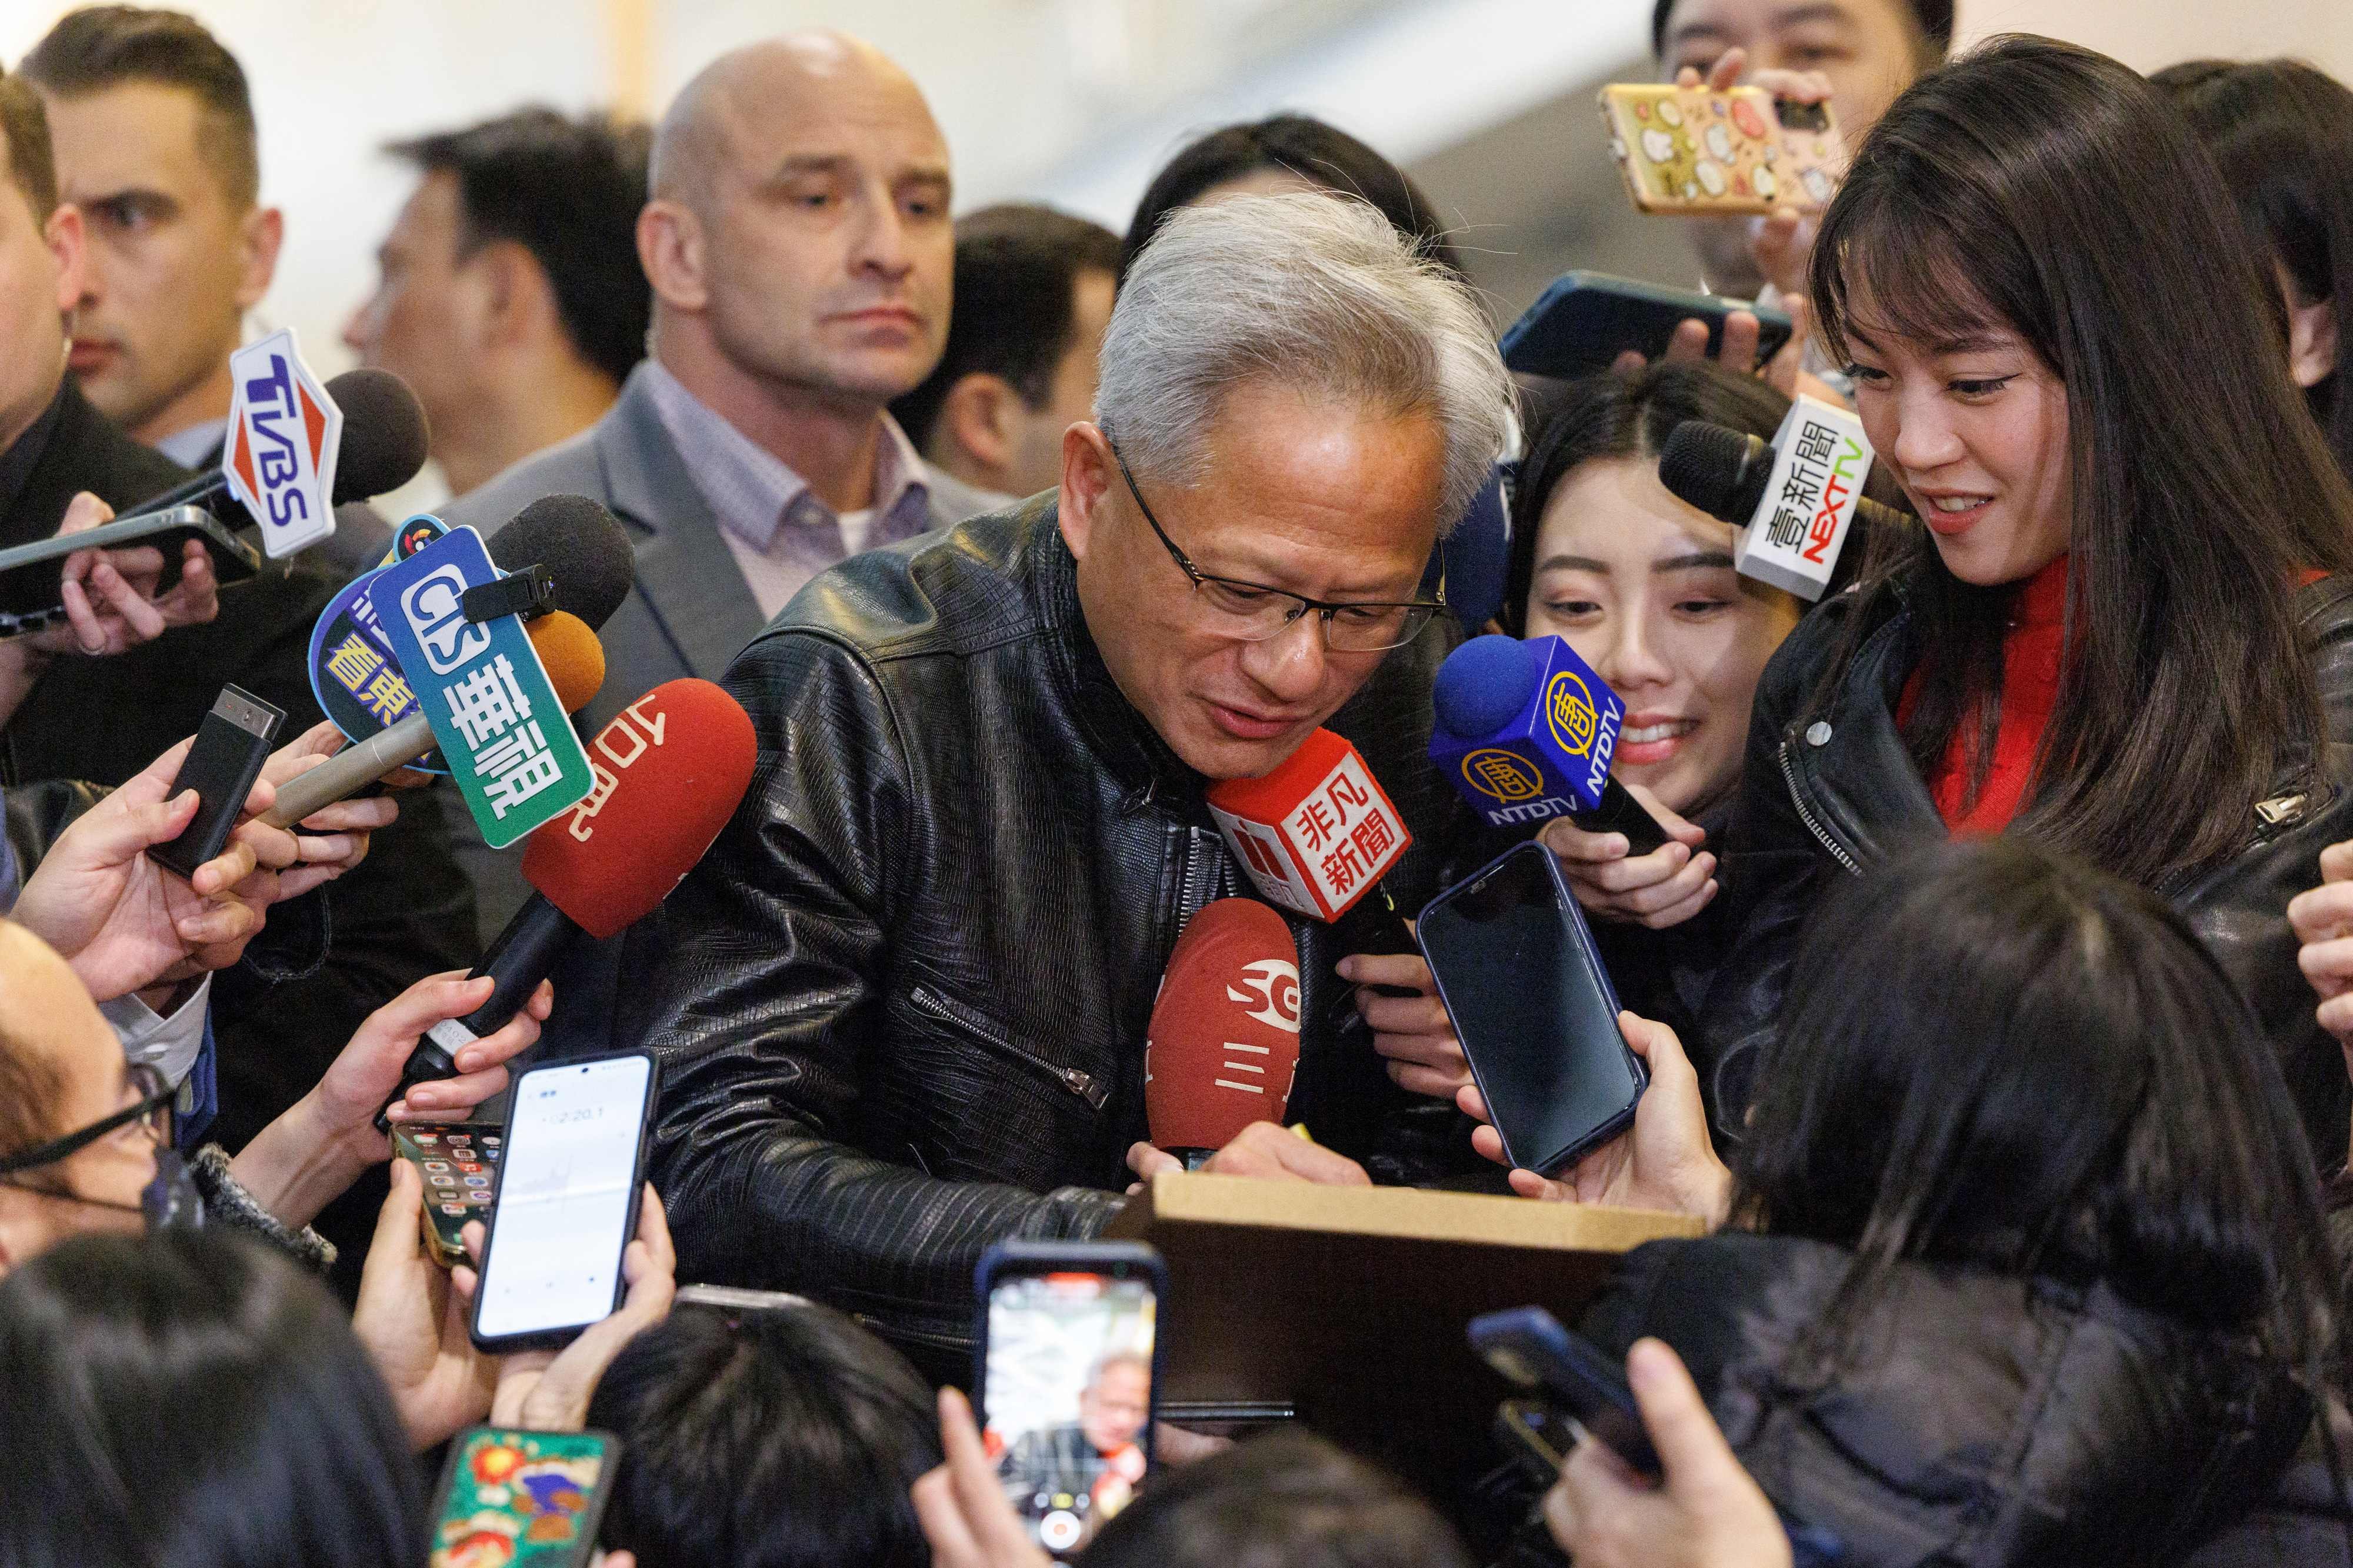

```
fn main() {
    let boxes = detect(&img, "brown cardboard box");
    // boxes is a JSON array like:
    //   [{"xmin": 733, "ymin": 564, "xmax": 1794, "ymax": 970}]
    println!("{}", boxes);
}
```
[{"xmin": 1105, "ymin": 1172, "xmax": 1703, "ymax": 1502}]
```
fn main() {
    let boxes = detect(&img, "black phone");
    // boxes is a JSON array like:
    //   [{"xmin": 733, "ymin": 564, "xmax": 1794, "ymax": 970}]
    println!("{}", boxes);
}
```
[
  {"xmin": 1501, "ymin": 271, "xmax": 1795, "ymax": 381},
  {"xmin": 1469, "ymin": 1306, "xmax": 1661, "ymax": 1481},
  {"xmin": 426, "ymin": 1426, "xmax": 619, "ymax": 1567},
  {"xmin": 1417, "ymin": 840, "xmax": 1646, "ymax": 1175},
  {"xmin": 469, "ymin": 1052, "xmax": 658, "ymax": 1353},
  {"xmin": 973, "ymin": 1240, "xmax": 1166, "ymax": 1559},
  {"xmin": 149, "ymin": 683, "xmax": 284, "ymax": 882},
  {"xmin": 0, "ymin": 503, "xmax": 259, "ymax": 629}
]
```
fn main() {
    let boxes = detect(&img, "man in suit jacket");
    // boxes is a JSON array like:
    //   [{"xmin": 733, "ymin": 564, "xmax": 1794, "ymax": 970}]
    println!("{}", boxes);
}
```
[{"xmin": 442, "ymin": 30, "xmax": 959, "ymax": 942}]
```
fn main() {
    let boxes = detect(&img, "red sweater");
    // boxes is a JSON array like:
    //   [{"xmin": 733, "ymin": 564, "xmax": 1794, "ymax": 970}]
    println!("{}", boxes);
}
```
[{"xmin": 1895, "ymin": 554, "xmax": 2070, "ymax": 836}]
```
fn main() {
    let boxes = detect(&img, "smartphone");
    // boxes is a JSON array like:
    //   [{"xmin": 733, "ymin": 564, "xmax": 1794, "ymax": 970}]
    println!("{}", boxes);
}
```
[
  {"xmin": 973, "ymin": 1241, "xmax": 1166, "ymax": 1559},
  {"xmin": 0, "ymin": 503, "xmax": 259, "ymax": 629},
  {"xmin": 428, "ymin": 1426, "xmax": 620, "ymax": 1568},
  {"xmin": 469, "ymin": 1052, "xmax": 658, "ymax": 1353},
  {"xmin": 1598, "ymin": 82, "xmax": 1845, "ymax": 215},
  {"xmin": 392, "ymin": 1121, "xmax": 504, "ymax": 1268},
  {"xmin": 1495, "ymin": 1397, "xmax": 1577, "ymax": 1484},
  {"xmin": 1502, "ymin": 271, "xmax": 1794, "ymax": 381},
  {"xmin": 148, "ymin": 684, "xmax": 285, "ymax": 882},
  {"xmin": 1416, "ymin": 841, "xmax": 1646, "ymax": 1175},
  {"xmin": 1469, "ymin": 1307, "xmax": 1661, "ymax": 1481}
]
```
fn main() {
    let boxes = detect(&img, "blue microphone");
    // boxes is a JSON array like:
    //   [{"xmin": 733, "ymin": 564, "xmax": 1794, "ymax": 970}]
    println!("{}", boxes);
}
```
[{"xmin": 1430, "ymin": 635, "xmax": 1669, "ymax": 852}]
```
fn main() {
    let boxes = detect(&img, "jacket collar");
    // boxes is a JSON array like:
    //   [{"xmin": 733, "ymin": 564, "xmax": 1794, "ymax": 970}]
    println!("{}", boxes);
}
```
[{"xmin": 1024, "ymin": 496, "xmax": 1206, "ymax": 814}]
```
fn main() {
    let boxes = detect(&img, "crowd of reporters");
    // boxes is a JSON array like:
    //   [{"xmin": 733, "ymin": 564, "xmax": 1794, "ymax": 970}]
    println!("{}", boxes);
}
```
[{"xmin": 11, "ymin": 0, "xmax": 2353, "ymax": 1564}]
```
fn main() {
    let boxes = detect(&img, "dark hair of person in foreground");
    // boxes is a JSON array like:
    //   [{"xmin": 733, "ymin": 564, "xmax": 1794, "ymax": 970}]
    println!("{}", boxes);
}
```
[{"xmin": 0, "ymin": 1230, "xmax": 420, "ymax": 1568}]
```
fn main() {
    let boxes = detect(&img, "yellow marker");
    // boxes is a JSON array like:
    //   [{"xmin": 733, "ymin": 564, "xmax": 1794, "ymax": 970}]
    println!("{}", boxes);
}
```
[{"xmin": 1290, "ymin": 1123, "xmax": 1315, "ymax": 1145}]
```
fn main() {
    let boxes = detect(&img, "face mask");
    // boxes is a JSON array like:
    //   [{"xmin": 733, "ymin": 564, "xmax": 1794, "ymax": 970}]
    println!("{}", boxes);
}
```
[{"xmin": 141, "ymin": 1148, "xmax": 204, "ymax": 1232}]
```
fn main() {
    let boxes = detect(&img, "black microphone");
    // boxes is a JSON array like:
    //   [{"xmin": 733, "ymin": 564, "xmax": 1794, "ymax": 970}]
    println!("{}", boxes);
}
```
[
  {"xmin": 132, "ymin": 368, "xmax": 429, "ymax": 521},
  {"xmin": 1658, "ymin": 420, "xmax": 1909, "ymax": 539}
]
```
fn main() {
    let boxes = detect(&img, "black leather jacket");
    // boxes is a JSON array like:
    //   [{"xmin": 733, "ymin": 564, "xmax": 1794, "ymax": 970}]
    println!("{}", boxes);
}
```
[
  {"xmin": 1701, "ymin": 568, "xmax": 2353, "ymax": 1159},
  {"xmin": 1581, "ymin": 1233, "xmax": 2314, "ymax": 1567},
  {"xmin": 614, "ymin": 496, "xmax": 1471, "ymax": 1360}
]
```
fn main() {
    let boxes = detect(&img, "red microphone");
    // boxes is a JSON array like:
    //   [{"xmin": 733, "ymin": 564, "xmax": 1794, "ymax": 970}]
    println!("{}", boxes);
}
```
[
  {"xmin": 380, "ymin": 678, "xmax": 756, "ymax": 1122},
  {"xmin": 1145, "ymin": 899, "xmax": 1304, "ymax": 1166},
  {"xmin": 1205, "ymin": 728, "xmax": 1413, "ymax": 922}
]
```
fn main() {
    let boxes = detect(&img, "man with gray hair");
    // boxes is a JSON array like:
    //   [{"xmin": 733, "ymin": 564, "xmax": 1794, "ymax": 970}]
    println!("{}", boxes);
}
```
[{"xmin": 620, "ymin": 192, "xmax": 1515, "ymax": 1366}]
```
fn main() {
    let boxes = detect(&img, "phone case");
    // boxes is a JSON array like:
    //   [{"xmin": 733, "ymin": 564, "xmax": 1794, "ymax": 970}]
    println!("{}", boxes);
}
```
[
  {"xmin": 1769, "ymin": 96, "xmax": 1848, "ymax": 210},
  {"xmin": 0, "ymin": 503, "xmax": 259, "ymax": 626},
  {"xmin": 1501, "ymin": 270, "xmax": 1795, "ymax": 379},
  {"xmin": 1599, "ymin": 82, "xmax": 1835, "ymax": 215},
  {"xmin": 392, "ymin": 1122, "xmax": 504, "ymax": 1268},
  {"xmin": 428, "ymin": 1427, "xmax": 619, "ymax": 1568},
  {"xmin": 1467, "ymin": 1307, "xmax": 1662, "ymax": 1479}
]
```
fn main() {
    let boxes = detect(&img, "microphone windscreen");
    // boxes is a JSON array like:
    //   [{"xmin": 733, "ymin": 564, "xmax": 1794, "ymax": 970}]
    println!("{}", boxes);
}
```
[
  {"xmin": 1657, "ymin": 421, "xmax": 1765, "ymax": 525},
  {"xmin": 491, "ymin": 495, "xmax": 635, "ymax": 632},
  {"xmin": 1432, "ymin": 635, "xmax": 1541, "ymax": 739},
  {"xmin": 323, "ymin": 368, "xmax": 430, "ymax": 502},
  {"xmin": 524, "ymin": 611, "xmax": 605, "ymax": 715},
  {"xmin": 522, "ymin": 678, "xmax": 756, "ymax": 939},
  {"xmin": 1145, "ymin": 898, "xmax": 1303, "ymax": 1151}
]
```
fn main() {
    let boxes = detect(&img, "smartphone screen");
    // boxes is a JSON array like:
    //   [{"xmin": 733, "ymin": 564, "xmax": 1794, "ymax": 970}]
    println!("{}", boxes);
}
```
[
  {"xmin": 1418, "ymin": 843, "xmax": 1644, "ymax": 1173},
  {"xmin": 981, "ymin": 1268, "xmax": 1158, "ymax": 1557},
  {"xmin": 428, "ymin": 1427, "xmax": 618, "ymax": 1568},
  {"xmin": 474, "ymin": 1055, "xmax": 651, "ymax": 1346},
  {"xmin": 393, "ymin": 1122, "xmax": 503, "ymax": 1267}
]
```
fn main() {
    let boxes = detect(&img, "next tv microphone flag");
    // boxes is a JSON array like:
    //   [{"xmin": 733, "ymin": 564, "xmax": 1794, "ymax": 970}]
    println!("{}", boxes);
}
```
[
  {"xmin": 378, "ymin": 678, "xmax": 757, "ymax": 1126},
  {"xmin": 1657, "ymin": 396, "xmax": 1902, "ymax": 601},
  {"xmin": 1145, "ymin": 899, "xmax": 1304, "ymax": 1167},
  {"xmin": 1430, "ymin": 635, "xmax": 1670, "ymax": 854}
]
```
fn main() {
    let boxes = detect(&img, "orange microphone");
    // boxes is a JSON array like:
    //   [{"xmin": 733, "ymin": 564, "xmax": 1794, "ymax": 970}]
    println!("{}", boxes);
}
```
[{"xmin": 1145, "ymin": 898, "xmax": 1304, "ymax": 1167}]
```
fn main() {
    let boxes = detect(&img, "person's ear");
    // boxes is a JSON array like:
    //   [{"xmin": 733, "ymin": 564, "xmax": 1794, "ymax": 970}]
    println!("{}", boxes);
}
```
[
  {"xmin": 2289, "ymin": 292, "xmax": 2339, "ymax": 390},
  {"xmin": 235, "ymin": 206, "xmax": 284, "ymax": 312},
  {"xmin": 43, "ymin": 201, "xmax": 85, "ymax": 317},
  {"xmin": 1058, "ymin": 421, "xmax": 1115, "ymax": 562},
  {"xmin": 473, "ymin": 241, "xmax": 544, "ymax": 350},
  {"xmin": 638, "ymin": 200, "xmax": 709, "ymax": 314},
  {"xmin": 940, "ymin": 373, "xmax": 1021, "ymax": 485}
]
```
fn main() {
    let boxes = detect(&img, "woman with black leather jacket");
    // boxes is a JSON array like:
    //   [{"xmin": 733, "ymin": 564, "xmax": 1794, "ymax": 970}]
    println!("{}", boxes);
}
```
[
  {"xmin": 1473, "ymin": 837, "xmax": 2348, "ymax": 1566},
  {"xmin": 1610, "ymin": 38, "xmax": 2353, "ymax": 1164}
]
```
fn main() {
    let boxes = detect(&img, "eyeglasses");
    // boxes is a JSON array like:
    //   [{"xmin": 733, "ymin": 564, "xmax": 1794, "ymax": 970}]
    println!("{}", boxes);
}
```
[
  {"xmin": 1103, "ymin": 432, "xmax": 1445, "ymax": 653},
  {"xmin": 0, "ymin": 1063, "xmax": 199, "ymax": 1230}
]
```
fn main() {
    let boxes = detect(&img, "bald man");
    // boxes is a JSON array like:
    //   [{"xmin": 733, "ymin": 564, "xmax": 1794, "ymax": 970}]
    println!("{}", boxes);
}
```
[{"xmin": 441, "ymin": 31, "xmax": 960, "ymax": 940}]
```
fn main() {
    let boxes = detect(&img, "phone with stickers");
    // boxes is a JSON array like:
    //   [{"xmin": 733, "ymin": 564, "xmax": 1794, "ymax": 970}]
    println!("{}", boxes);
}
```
[
  {"xmin": 392, "ymin": 1121, "xmax": 504, "ymax": 1267},
  {"xmin": 1598, "ymin": 82, "xmax": 1846, "ymax": 214}
]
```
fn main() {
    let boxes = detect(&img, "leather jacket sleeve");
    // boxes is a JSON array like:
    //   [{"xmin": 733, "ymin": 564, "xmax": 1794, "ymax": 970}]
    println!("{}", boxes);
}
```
[{"xmin": 619, "ymin": 628, "xmax": 1124, "ymax": 1342}]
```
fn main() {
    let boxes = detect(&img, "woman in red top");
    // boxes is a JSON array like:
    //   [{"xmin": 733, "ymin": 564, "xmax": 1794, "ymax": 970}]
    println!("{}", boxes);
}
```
[{"xmin": 1626, "ymin": 36, "xmax": 2353, "ymax": 1162}]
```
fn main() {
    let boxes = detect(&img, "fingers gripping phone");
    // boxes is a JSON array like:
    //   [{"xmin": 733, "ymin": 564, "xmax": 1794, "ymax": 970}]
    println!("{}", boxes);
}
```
[
  {"xmin": 974, "ymin": 1241, "xmax": 1167, "ymax": 1559},
  {"xmin": 428, "ymin": 1426, "xmax": 619, "ymax": 1568},
  {"xmin": 1469, "ymin": 1307, "xmax": 1661, "ymax": 1480},
  {"xmin": 0, "ymin": 503, "xmax": 258, "ymax": 629},
  {"xmin": 1501, "ymin": 271, "xmax": 1794, "ymax": 381},
  {"xmin": 469, "ymin": 1052, "xmax": 658, "ymax": 1353},
  {"xmin": 392, "ymin": 1121, "xmax": 504, "ymax": 1268},
  {"xmin": 1417, "ymin": 842, "xmax": 1647, "ymax": 1175}
]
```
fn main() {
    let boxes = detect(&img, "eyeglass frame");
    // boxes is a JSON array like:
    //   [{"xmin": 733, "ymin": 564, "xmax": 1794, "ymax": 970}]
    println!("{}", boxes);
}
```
[
  {"xmin": 0, "ymin": 1061, "xmax": 173, "ymax": 1178},
  {"xmin": 1100, "ymin": 429, "xmax": 1447, "ymax": 653}
]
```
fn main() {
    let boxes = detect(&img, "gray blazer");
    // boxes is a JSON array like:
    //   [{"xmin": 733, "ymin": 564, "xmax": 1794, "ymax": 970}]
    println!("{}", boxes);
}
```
[{"xmin": 439, "ymin": 362, "xmax": 954, "ymax": 942}]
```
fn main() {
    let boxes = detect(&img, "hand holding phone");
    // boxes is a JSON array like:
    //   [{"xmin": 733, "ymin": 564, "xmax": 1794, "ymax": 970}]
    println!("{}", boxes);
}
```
[
  {"xmin": 484, "ymin": 1184, "xmax": 677, "ymax": 1435},
  {"xmin": 973, "ymin": 1241, "xmax": 1166, "ymax": 1559},
  {"xmin": 428, "ymin": 1426, "xmax": 622, "ymax": 1568}
]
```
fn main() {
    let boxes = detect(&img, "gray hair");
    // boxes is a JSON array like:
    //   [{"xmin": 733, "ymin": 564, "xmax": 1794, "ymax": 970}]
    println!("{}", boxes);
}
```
[{"xmin": 1095, "ymin": 192, "xmax": 1514, "ymax": 533}]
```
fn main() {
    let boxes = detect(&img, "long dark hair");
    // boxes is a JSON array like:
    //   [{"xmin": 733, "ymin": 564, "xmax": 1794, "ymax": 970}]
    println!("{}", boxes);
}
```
[
  {"xmin": 1805, "ymin": 36, "xmax": 2353, "ymax": 888},
  {"xmin": 2153, "ymin": 59, "xmax": 2353, "ymax": 483},
  {"xmin": 1502, "ymin": 362, "xmax": 1891, "ymax": 636},
  {"xmin": 1119, "ymin": 114, "xmax": 1465, "ymax": 283},
  {"xmin": 0, "ymin": 1230, "xmax": 422, "ymax": 1568},
  {"xmin": 1737, "ymin": 837, "xmax": 2340, "ymax": 1386}
]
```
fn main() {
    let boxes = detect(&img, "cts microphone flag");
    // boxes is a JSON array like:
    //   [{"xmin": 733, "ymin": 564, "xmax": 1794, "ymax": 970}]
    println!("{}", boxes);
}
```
[
  {"xmin": 1207, "ymin": 728, "xmax": 1412, "ymax": 922},
  {"xmin": 1145, "ymin": 898, "xmax": 1303, "ymax": 1164},
  {"xmin": 1430, "ymin": 635, "xmax": 1668, "ymax": 852},
  {"xmin": 368, "ymin": 526, "xmax": 596, "ymax": 846},
  {"xmin": 1657, "ymin": 396, "xmax": 1891, "ymax": 600},
  {"xmin": 381, "ymin": 678, "xmax": 757, "ymax": 1123}
]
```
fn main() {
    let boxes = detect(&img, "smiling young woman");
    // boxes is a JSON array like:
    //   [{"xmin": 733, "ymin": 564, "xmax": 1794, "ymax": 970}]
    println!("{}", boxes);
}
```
[{"xmin": 1692, "ymin": 35, "xmax": 2353, "ymax": 1158}]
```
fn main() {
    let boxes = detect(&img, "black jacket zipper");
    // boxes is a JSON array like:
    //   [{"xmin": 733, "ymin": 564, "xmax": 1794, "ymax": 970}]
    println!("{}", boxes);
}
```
[
  {"xmin": 1778, "ymin": 738, "xmax": 1865, "ymax": 876},
  {"xmin": 908, "ymin": 985, "xmax": 1108, "ymax": 1110}
]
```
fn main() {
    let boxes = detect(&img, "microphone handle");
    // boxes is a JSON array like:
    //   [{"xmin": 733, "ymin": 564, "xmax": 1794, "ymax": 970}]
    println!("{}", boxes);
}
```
[
  {"xmin": 1349, "ymin": 881, "xmax": 1424, "ymax": 1000},
  {"xmin": 261, "ymin": 711, "xmax": 434, "ymax": 827},
  {"xmin": 373, "ymin": 890, "xmax": 581, "ymax": 1131},
  {"xmin": 1572, "ymin": 778, "xmax": 1670, "ymax": 856}
]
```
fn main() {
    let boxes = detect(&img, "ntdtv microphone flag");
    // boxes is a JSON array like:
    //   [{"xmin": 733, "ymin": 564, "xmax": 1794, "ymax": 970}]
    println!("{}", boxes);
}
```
[{"xmin": 1431, "ymin": 634, "xmax": 1631, "ymax": 831}]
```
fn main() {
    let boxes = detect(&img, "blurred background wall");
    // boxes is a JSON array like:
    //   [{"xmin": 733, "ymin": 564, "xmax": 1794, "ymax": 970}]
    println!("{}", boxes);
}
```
[{"xmin": 7, "ymin": 0, "xmax": 2348, "ymax": 503}]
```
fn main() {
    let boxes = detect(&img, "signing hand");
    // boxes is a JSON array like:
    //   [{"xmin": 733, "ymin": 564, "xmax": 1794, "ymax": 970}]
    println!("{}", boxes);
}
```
[
  {"xmin": 1339, "ymin": 946, "xmax": 1468, "ymax": 1099},
  {"xmin": 914, "ymin": 1387, "xmax": 1055, "ymax": 1568},
  {"xmin": 1544, "ymin": 788, "xmax": 1715, "ymax": 928},
  {"xmin": 1126, "ymin": 1119, "xmax": 1372, "ymax": 1186},
  {"xmin": 1545, "ymin": 1339, "xmax": 1792, "ymax": 1568},
  {"xmin": 1461, "ymin": 1011, "xmax": 1731, "ymax": 1222}
]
